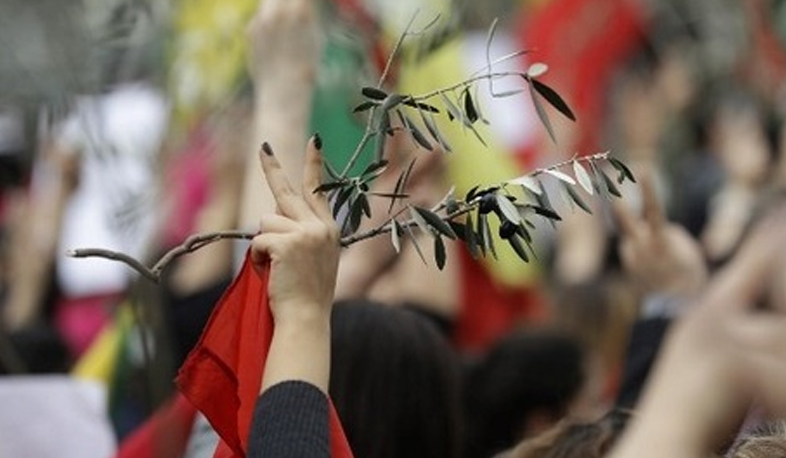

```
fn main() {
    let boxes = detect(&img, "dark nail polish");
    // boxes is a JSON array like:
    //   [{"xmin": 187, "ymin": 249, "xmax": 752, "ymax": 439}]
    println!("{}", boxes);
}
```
[
  {"xmin": 261, "ymin": 142, "xmax": 273, "ymax": 156},
  {"xmin": 313, "ymin": 132, "xmax": 323, "ymax": 150}
]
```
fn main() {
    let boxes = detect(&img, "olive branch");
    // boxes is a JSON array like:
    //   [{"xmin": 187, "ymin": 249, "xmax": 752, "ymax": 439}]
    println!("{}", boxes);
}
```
[{"xmin": 68, "ymin": 15, "xmax": 636, "ymax": 282}]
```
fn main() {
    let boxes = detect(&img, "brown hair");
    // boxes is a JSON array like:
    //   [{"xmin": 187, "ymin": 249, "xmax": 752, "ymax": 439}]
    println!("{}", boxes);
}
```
[{"xmin": 501, "ymin": 409, "xmax": 632, "ymax": 458}]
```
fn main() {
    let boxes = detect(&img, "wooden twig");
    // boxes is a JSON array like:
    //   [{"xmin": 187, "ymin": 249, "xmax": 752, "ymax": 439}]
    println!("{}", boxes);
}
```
[
  {"xmin": 68, "ymin": 153, "xmax": 614, "ymax": 282},
  {"xmin": 67, "ymin": 230, "xmax": 256, "ymax": 283}
]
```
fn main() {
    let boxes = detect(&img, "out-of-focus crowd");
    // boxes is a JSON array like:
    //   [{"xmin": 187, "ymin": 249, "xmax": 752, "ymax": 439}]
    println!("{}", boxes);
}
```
[{"xmin": 1, "ymin": 0, "xmax": 786, "ymax": 457}]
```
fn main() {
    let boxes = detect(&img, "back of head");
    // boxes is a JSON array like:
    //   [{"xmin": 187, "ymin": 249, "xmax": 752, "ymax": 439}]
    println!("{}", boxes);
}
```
[
  {"xmin": 464, "ymin": 328, "xmax": 586, "ymax": 458},
  {"xmin": 503, "ymin": 409, "xmax": 631, "ymax": 458},
  {"xmin": 330, "ymin": 300, "xmax": 461, "ymax": 458},
  {"xmin": 729, "ymin": 421, "xmax": 786, "ymax": 458}
]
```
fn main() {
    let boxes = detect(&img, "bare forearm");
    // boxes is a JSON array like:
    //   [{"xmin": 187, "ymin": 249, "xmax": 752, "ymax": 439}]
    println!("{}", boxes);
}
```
[
  {"xmin": 240, "ymin": 75, "xmax": 315, "ymax": 230},
  {"xmin": 261, "ymin": 310, "xmax": 331, "ymax": 395}
]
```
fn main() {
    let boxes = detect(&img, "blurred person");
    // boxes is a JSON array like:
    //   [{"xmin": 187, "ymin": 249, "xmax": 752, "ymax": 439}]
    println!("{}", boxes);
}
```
[
  {"xmin": 728, "ymin": 421, "xmax": 786, "ymax": 458},
  {"xmin": 608, "ymin": 180, "xmax": 786, "ymax": 457},
  {"xmin": 498, "ymin": 408, "xmax": 631, "ymax": 458},
  {"xmin": 463, "ymin": 327, "xmax": 587, "ymax": 458},
  {"xmin": 701, "ymin": 90, "xmax": 774, "ymax": 264},
  {"xmin": 330, "ymin": 300, "xmax": 462, "ymax": 458}
]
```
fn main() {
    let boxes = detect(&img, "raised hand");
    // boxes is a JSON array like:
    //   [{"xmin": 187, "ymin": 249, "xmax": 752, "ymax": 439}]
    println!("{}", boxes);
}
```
[
  {"xmin": 613, "ymin": 169, "xmax": 708, "ymax": 298},
  {"xmin": 610, "ymin": 204, "xmax": 786, "ymax": 458},
  {"xmin": 251, "ymin": 136, "xmax": 340, "ymax": 327}
]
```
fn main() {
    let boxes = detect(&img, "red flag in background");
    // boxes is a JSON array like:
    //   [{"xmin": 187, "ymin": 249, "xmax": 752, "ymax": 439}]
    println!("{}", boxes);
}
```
[
  {"xmin": 518, "ymin": 0, "xmax": 646, "ymax": 157},
  {"xmin": 176, "ymin": 254, "xmax": 353, "ymax": 458}
]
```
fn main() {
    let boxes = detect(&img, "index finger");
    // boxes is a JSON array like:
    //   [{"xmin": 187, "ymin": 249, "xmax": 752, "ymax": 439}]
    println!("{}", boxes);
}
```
[
  {"xmin": 258, "ymin": 142, "xmax": 314, "ymax": 220},
  {"xmin": 302, "ymin": 134, "xmax": 333, "ymax": 222},
  {"xmin": 640, "ymin": 170, "xmax": 665, "ymax": 235}
]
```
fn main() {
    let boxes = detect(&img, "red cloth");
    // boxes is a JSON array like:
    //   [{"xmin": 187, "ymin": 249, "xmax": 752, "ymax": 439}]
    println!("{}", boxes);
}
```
[
  {"xmin": 176, "ymin": 254, "xmax": 354, "ymax": 458},
  {"xmin": 113, "ymin": 393, "xmax": 198, "ymax": 458},
  {"xmin": 517, "ymin": 0, "xmax": 646, "ymax": 158},
  {"xmin": 453, "ymin": 247, "xmax": 546, "ymax": 354}
]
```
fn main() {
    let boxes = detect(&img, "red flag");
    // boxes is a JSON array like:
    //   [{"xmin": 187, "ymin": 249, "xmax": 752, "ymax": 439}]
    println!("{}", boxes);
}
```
[
  {"xmin": 176, "ymin": 254, "xmax": 354, "ymax": 458},
  {"xmin": 113, "ymin": 393, "xmax": 197, "ymax": 458}
]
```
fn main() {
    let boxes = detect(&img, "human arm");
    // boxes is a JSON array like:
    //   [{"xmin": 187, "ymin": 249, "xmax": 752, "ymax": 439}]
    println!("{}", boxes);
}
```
[
  {"xmin": 239, "ymin": 0, "xmax": 321, "ymax": 230},
  {"xmin": 612, "ymin": 169, "xmax": 708, "ymax": 408},
  {"xmin": 609, "ymin": 206, "xmax": 786, "ymax": 458},
  {"xmin": 246, "ymin": 136, "xmax": 339, "ymax": 457}
]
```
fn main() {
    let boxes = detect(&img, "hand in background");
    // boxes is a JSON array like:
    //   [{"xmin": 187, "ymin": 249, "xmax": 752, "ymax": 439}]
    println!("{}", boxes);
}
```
[
  {"xmin": 246, "ymin": 0, "xmax": 320, "ymax": 85},
  {"xmin": 610, "ymin": 205, "xmax": 786, "ymax": 458},
  {"xmin": 614, "ymin": 169, "xmax": 708, "ymax": 298}
]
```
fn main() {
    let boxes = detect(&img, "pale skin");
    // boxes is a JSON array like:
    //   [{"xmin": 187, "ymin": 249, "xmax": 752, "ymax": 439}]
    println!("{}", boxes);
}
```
[
  {"xmin": 252, "ymin": 136, "xmax": 340, "ymax": 395},
  {"xmin": 613, "ymin": 168, "xmax": 708, "ymax": 299},
  {"xmin": 239, "ymin": 0, "xmax": 320, "ymax": 230},
  {"xmin": 609, "ymin": 203, "xmax": 786, "ymax": 458}
]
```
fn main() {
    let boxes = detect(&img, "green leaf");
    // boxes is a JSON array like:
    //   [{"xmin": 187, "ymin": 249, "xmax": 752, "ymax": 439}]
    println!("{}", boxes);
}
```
[
  {"xmin": 466, "ymin": 120, "xmax": 488, "ymax": 147},
  {"xmin": 403, "ymin": 222, "xmax": 428, "ymax": 265},
  {"xmin": 478, "ymin": 212, "xmax": 497, "ymax": 259},
  {"xmin": 448, "ymin": 221, "xmax": 467, "ymax": 241},
  {"xmin": 361, "ymin": 160, "xmax": 389, "ymax": 178},
  {"xmin": 508, "ymin": 234, "xmax": 530, "ymax": 262},
  {"xmin": 419, "ymin": 109, "xmax": 452, "ymax": 152},
  {"xmin": 473, "ymin": 85, "xmax": 490, "ymax": 125},
  {"xmin": 347, "ymin": 197, "xmax": 365, "ymax": 234},
  {"xmin": 463, "ymin": 89, "xmax": 479, "ymax": 124},
  {"xmin": 410, "ymin": 206, "xmax": 431, "ymax": 235},
  {"xmin": 572, "ymin": 160, "xmax": 594, "ymax": 195},
  {"xmin": 528, "ymin": 80, "xmax": 556, "ymax": 143},
  {"xmin": 508, "ymin": 175, "xmax": 542, "ymax": 195},
  {"xmin": 440, "ymin": 92, "xmax": 463, "ymax": 123},
  {"xmin": 358, "ymin": 192, "xmax": 371, "ymax": 217},
  {"xmin": 381, "ymin": 94, "xmax": 408, "ymax": 113},
  {"xmin": 526, "ymin": 62, "xmax": 549, "ymax": 78},
  {"xmin": 374, "ymin": 131, "xmax": 386, "ymax": 162},
  {"xmin": 465, "ymin": 185, "xmax": 481, "ymax": 202},
  {"xmin": 492, "ymin": 88, "xmax": 525, "ymax": 98},
  {"xmin": 333, "ymin": 186, "xmax": 354, "ymax": 219},
  {"xmin": 414, "ymin": 206, "xmax": 457, "ymax": 239},
  {"xmin": 528, "ymin": 204, "xmax": 562, "ymax": 221},
  {"xmin": 496, "ymin": 194, "xmax": 522, "ymax": 224},
  {"xmin": 531, "ymin": 79, "xmax": 576, "ymax": 121},
  {"xmin": 516, "ymin": 222, "xmax": 533, "ymax": 244},
  {"xmin": 353, "ymin": 101, "xmax": 377, "ymax": 113},
  {"xmin": 609, "ymin": 157, "xmax": 636, "ymax": 184},
  {"xmin": 464, "ymin": 213, "xmax": 481, "ymax": 259},
  {"xmin": 562, "ymin": 181, "xmax": 592, "ymax": 214},
  {"xmin": 362, "ymin": 86, "xmax": 388, "ymax": 100},
  {"xmin": 370, "ymin": 192, "xmax": 410, "ymax": 199},
  {"xmin": 396, "ymin": 110, "xmax": 433, "ymax": 151},
  {"xmin": 313, "ymin": 181, "xmax": 345, "ymax": 193},
  {"xmin": 391, "ymin": 220, "xmax": 402, "ymax": 253},
  {"xmin": 388, "ymin": 158, "xmax": 417, "ymax": 213},
  {"xmin": 544, "ymin": 168, "xmax": 576, "ymax": 185},
  {"xmin": 403, "ymin": 99, "xmax": 440, "ymax": 113},
  {"xmin": 434, "ymin": 235, "xmax": 447, "ymax": 270},
  {"xmin": 599, "ymin": 167, "xmax": 622, "ymax": 198}
]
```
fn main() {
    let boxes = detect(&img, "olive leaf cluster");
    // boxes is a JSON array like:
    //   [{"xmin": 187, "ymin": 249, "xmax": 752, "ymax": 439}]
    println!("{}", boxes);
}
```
[{"xmin": 320, "ymin": 22, "xmax": 636, "ymax": 269}]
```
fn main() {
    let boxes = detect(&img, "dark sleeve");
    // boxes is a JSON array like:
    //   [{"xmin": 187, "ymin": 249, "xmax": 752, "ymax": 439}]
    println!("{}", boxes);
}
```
[
  {"xmin": 247, "ymin": 380, "xmax": 330, "ymax": 458},
  {"xmin": 615, "ymin": 317, "xmax": 671, "ymax": 409}
]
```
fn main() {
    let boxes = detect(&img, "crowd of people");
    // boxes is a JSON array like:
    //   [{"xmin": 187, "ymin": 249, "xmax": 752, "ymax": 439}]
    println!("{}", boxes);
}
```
[{"xmin": 2, "ymin": 0, "xmax": 786, "ymax": 457}]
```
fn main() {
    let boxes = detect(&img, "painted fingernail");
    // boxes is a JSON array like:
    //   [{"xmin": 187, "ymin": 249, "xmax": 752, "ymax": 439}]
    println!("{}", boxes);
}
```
[
  {"xmin": 261, "ymin": 142, "xmax": 274, "ymax": 156},
  {"xmin": 313, "ymin": 132, "xmax": 323, "ymax": 150}
]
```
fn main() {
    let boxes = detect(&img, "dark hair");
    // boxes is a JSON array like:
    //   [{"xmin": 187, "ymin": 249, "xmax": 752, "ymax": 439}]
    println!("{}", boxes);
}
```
[
  {"xmin": 505, "ymin": 408, "xmax": 632, "ymax": 458},
  {"xmin": 329, "ymin": 300, "xmax": 462, "ymax": 458},
  {"xmin": 464, "ymin": 328, "xmax": 586, "ymax": 458}
]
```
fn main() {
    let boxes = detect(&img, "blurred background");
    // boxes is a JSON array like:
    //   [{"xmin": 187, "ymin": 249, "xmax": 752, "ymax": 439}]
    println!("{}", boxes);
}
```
[{"xmin": 2, "ymin": 0, "xmax": 786, "ymax": 456}]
